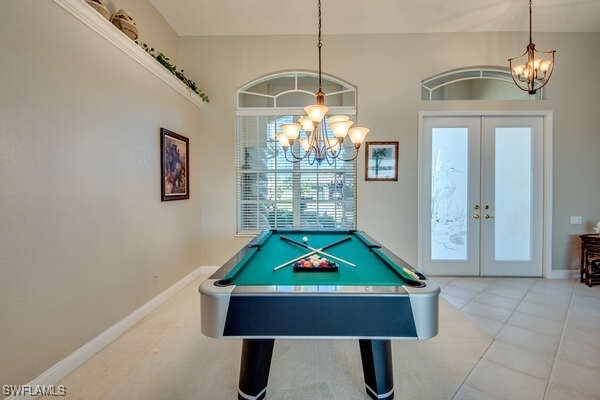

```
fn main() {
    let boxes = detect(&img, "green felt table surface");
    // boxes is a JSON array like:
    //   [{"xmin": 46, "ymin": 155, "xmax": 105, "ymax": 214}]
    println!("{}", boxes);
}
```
[{"xmin": 226, "ymin": 230, "xmax": 413, "ymax": 286}]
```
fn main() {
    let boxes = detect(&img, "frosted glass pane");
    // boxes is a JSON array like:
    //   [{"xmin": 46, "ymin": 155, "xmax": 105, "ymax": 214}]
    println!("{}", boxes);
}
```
[
  {"xmin": 494, "ymin": 127, "xmax": 532, "ymax": 261},
  {"xmin": 431, "ymin": 128, "xmax": 469, "ymax": 260}
]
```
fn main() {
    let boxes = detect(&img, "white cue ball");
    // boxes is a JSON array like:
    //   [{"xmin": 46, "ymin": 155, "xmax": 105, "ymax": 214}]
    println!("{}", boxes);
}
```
[{"xmin": 302, "ymin": 236, "xmax": 308, "ymax": 243}]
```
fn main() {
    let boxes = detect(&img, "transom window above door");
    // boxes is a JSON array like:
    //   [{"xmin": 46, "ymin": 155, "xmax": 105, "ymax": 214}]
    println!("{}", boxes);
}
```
[
  {"xmin": 421, "ymin": 67, "xmax": 543, "ymax": 101},
  {"xmin": 236, "ymin": 72, "xmax": 358, "ymax": 234}
]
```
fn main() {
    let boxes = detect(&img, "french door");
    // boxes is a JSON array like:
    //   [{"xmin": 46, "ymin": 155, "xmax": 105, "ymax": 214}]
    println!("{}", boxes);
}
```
[{"xmin": 420, "ymin": 115, "xmax": 543, "ymax": 276}]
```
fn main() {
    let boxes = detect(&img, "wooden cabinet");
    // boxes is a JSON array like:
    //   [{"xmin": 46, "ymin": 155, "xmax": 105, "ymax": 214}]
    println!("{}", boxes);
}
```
[{"xmin": 580, "ymin": 234, "xmax": 600, "ymax": 287}]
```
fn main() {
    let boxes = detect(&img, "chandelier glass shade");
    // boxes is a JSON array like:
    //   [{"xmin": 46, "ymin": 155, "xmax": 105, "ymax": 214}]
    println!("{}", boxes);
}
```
[
  {"xmin": 508, "ymin": 0, "xmax": 556, "ymax": 94},
  {"xmin": 276, "ymin": 0, "xmax": 369, "ymax": 165}
]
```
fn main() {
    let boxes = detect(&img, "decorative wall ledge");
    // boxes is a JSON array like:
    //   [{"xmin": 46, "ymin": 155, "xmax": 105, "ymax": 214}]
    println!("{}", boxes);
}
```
[{"xmin": 53, "ymin": 0, "xmax": 205, "ymax": 109}]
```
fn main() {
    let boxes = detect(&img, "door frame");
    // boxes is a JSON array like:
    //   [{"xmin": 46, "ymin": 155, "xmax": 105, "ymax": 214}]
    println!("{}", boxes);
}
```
[{"xmin": 417, "ymin": 110, "xmax": 553, "ymax": 278}]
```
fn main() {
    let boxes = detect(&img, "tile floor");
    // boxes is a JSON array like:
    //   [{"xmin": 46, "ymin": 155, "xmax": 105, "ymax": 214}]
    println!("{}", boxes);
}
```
[
  {"xmin": 437, "ymin": 277, "xmax": 600, "ymax": 400},
  {"xmin": 58, "ymin": 276, "xmax": 600, "ymax": 400}
]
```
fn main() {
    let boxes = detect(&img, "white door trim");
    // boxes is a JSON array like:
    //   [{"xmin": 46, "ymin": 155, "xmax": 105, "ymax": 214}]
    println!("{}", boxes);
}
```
[{"xmin": 418, "ymin": 110, "xmax": 553, "ymax": 278}]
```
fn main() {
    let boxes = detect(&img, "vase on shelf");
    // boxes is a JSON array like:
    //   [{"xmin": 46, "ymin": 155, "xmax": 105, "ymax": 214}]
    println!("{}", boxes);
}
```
[
  {"xmin": 110, "ymin": 9, "xmax": 138, "ymax": 40},
  {"xmin": 84, "ymin": 0, "xmax": 110, "ymax": 20}
]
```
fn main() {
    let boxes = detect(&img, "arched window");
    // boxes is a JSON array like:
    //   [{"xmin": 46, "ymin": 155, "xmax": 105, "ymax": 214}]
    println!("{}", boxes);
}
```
[
  {"xmin": 236, "ymin": 71, "xmax": 358, "ymax": 234},
  {"xmin": 421, "ymin": 67, "xmax": 542, "ymax": 101}
]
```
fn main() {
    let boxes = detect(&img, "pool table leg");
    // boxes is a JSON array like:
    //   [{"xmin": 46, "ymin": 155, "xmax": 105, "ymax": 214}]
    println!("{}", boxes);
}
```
[
  {"xmin": 359, "ymin": 339, "xmax": 394, "ymax": 400},
  {"xmin": 238, "ymin": 339, "xmax": 275, "ymax": 400}
]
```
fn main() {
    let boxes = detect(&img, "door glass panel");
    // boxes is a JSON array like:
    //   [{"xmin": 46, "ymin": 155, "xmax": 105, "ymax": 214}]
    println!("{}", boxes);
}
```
[
  {"xmin": 494, "ymin": 127, "xmax": 532, "ymax": 261},
  {"xmin": 431, "ymin": 128, "xmax": 469, "ymax": 260}
]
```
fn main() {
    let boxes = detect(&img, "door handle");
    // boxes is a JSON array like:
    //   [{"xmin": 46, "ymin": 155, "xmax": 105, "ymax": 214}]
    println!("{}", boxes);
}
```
[
  {"xmin": 485, "ymin": 214, "xmax": 494, "ymax": 219},
  {"xmin": 472, "ymin": 214, "xmax": 480, "ymax": 219}
]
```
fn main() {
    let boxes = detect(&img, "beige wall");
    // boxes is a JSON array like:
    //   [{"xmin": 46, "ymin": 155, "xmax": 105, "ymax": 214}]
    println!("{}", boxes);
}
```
[
  {"xmin": 0, "ymin": 0, "xmax": 201, "ymax": 385},
  {"xmin": 178, "ymin": 32, "xmax": 600, "ymax": 271}
]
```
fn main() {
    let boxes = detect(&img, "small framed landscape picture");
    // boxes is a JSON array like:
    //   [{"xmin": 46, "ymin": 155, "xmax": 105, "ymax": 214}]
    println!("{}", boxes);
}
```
[
  {"xmin": 160, "ymin": 128, "xmax": 189, "ymax": 201},
  {"xmin": 365, "ymin": 141, "xmax": 398, "ymax": 181}
]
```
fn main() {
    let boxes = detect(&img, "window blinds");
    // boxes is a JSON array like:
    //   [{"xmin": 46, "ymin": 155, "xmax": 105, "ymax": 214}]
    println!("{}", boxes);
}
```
[{"xmin": 236, "ymin": 114, "xmax": 357, "ymax": 234}]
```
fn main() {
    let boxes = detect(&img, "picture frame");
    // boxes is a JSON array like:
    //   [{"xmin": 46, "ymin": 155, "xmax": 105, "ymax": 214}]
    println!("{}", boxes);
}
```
[
  {"xmin": 160, "ymin": 128, "xmax": 189, "ymax": 201},
  {"xmin": 365, "ymin": 141, "xmax": 398, "ymax": 181}
]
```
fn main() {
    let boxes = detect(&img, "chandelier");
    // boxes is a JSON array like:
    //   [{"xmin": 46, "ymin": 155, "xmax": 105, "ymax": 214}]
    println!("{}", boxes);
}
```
[
  {"xmin": 508, "ymin": 0, "xmax": 556, "ymax": 94},
  {"xmin": 276, "ymin": 0, "xmax": 369, "ymax": 165}
]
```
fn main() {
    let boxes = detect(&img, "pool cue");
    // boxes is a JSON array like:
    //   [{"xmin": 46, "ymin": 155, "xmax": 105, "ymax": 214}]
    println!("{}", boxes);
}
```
[
  {"xmin": 272, "ymin": 236, "xmax": 352, "ymax": 271},
  {"xmin": 279, "ymin": 236, "xmax": 356, "ymax": 267}
]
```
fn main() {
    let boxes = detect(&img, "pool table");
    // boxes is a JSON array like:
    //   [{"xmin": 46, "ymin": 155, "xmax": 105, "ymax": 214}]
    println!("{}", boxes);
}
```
[{"xmin": 200, "ymin": 229, "xmax": 439, "ymax": 400}]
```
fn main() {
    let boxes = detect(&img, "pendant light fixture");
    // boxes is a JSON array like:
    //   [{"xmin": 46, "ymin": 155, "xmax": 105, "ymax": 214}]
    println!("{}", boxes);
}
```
[
  {"xmin": 276, "ymin": 0, "xmax": 369, "ymax": 165},
  {"xmin": 508, "ymin": 0, "xmax": 556, "ymax": 94}
]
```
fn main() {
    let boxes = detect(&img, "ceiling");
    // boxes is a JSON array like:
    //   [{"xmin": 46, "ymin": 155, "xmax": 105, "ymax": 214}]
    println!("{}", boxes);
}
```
[{"xmin": 149, "ymin": 0, "xmax": 600, "ymax": 37}]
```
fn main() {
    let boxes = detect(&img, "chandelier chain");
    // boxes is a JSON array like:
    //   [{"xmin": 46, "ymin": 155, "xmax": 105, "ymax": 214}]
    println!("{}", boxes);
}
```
[
  {"xmin": 317, "ymin": 0, "xmax": 323, "ymax": 92},
  {"xmin": 529, "ymin": 0, "xmax": 532, "ymax": 44}
]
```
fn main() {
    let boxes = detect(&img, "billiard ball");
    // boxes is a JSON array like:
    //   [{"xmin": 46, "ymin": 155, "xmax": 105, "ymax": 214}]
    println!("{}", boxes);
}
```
[{"xmin": 302, "ymin": 236, "xmax": 308, "ymax": 243}]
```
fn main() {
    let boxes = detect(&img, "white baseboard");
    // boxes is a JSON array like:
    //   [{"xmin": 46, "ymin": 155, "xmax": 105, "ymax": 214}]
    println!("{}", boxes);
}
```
[
  {"xmin": 8, "ymin": 265, "xmax": 218, "ymax": 399},
  {"xmin": 548, "ymin": 269, "xmax": 579, "ymax": 279}
]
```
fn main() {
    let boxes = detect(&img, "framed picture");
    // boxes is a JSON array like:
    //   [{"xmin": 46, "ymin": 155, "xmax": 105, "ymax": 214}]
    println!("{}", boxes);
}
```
[
  {"xmin": 365, "ymin": 141, "xmax": 398, "ymax": 181},
  {"xmin": 160, "ymin": 128, "xmax": 189, "ymax": 201}
]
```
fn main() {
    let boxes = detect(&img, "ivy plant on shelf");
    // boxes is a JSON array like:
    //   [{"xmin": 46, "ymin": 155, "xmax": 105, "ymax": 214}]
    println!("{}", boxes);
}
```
[{"xmin": 137, "ymin": 42, "xmax": 209, "ymax": 103}]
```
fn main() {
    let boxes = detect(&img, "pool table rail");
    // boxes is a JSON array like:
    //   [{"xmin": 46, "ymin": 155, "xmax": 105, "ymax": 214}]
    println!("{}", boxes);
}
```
[
  {"xmin": 211, "ymin": 230, "xmax": 274, "ymax": 285},
  {"xmin": 200, "ymin": 278, "xmax": 439, "ymax": 340}
]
